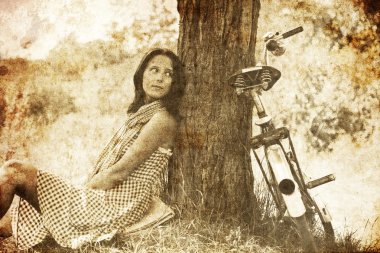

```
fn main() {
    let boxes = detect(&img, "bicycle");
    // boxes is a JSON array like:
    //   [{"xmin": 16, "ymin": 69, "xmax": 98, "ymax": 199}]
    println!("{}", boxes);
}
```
[{"xmin": 229, "ymin": 26, "xmax": 335, "ymax": 252}]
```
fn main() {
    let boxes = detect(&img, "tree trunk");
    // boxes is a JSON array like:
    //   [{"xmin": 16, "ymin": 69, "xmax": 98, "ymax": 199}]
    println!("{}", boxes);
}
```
[{"xmin": 169, "ymin": 0, "xmax": 261, "ymax": 225}]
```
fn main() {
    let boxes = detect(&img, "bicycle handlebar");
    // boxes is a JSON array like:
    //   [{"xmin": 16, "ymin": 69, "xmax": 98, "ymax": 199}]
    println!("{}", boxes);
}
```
[
  {"xmin": 281, "ymin": 26, "xmax": 304, "ymax": 39},
  {"xmin": 265, "ymin": 26, "xmax": 304, "ymax": 42},
  {"xmin": 229, "ymin": 26, "xmax": 304, "ymax": 94}
]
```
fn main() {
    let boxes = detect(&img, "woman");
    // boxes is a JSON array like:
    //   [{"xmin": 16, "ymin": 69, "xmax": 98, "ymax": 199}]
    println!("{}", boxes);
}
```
[{"xmin": 0, "ymin": 48, "xmax": 185, "ymax": 249}]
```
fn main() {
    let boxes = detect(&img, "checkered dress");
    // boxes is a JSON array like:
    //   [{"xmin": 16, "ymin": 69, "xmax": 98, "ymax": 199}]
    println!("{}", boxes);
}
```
[{"xmin": 11, "ymin": 101, "xmax": 172, "ymax": 250}]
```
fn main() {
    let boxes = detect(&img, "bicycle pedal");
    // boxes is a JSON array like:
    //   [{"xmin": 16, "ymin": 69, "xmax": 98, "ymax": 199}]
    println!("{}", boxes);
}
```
[{"xmin": 306, "ymin": 174, "xmax": 335, "ymax": 189}]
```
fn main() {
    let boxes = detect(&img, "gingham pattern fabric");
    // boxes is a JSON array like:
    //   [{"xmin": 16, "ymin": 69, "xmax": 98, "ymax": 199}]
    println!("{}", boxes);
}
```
[
  {"xmin": 91, "ymin": 100, "xmax": 165, "ymax": 177},
  {"xmin": 11, "ymin": 101, "xmax": 172, "ymax": 250}
]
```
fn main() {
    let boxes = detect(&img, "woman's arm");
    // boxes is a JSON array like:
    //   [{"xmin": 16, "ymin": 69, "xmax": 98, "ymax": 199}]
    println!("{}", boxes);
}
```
[{"xmin": 87, "ymin": 110, "xmax": 177, "ymax": 190}]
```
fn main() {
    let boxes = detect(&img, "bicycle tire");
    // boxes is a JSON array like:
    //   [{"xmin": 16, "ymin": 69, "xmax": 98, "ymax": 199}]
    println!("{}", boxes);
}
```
[
  {"xmin": 302, "ymin": 191, "xmax": 335, "ymax": 247},
  {"xmin": 281, "ymin": 142, "xmax": 336, "ymax": 247},
  {"xmin": 256, "ymin": 183, "xmax": 318, "ymax": 252},
  {"xmin": 284, "ymin": 149, "xmax": 336, "ymax": 246}
]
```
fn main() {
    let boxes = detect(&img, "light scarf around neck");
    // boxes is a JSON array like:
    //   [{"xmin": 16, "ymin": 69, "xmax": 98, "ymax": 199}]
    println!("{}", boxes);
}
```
[{"xmin": 90, "ymin": 100, "xmax": 165, "ymax": 178}]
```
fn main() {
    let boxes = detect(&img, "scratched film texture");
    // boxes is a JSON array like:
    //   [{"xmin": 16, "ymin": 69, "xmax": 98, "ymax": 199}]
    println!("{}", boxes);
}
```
[{"xmin": 0, "ymin": 0, "xmax": 379, "ymax": 247}]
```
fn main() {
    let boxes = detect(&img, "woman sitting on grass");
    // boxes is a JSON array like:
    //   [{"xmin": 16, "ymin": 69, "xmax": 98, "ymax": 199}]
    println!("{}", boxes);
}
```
[{"xmin": 0, "ymin": 48, "xmax": 185, "ymax": 250}]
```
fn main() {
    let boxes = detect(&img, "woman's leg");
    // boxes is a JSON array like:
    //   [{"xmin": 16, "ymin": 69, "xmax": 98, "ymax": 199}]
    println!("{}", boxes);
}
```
[{"xmin": 0, "ymin": 160, "xmax": 40, "ymax": 219}]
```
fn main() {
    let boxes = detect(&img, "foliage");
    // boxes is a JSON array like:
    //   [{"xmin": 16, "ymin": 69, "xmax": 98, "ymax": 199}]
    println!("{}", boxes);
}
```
[
  {"xmin": 25, "ymin": 85, "xmax": 76, "ymax": 125},
  {"xmin": 258, "ymin": 0, "xmax": 379, "ymax": 152},
  {"xmin": 111, "ymin": 0, "xmax": 178, "ymax": 54},
  {"xmin": 47, "ymin": 36, "xmax": 129, "ymax": 80}
]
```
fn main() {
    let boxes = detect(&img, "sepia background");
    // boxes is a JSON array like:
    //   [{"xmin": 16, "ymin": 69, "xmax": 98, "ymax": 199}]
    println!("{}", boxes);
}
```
[{"xmin": 0, "ymin": 0, "xmax": 379, "ymax": 247}]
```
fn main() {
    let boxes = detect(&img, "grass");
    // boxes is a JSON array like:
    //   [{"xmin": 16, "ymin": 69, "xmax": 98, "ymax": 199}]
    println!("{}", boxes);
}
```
[
  {"xmin": 1, "ymin": 215, "xmax": 379, "ymax": 253},
  {"xmin": 0, "ymin": 160, "xmax": 377, "ymax": 253},
  {"xmin": 1, "ymin": 217, "xmax": 280, "ymax": 253},
  {"xmin": 1, "ymin": 192, "xmax": 379, "ymax": 253}
]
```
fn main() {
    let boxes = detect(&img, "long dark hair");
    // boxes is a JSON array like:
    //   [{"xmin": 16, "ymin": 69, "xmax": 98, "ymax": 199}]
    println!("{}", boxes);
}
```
[{"xmin": 127, "ymin": 48, "xmax": 186, "ymax": 119}]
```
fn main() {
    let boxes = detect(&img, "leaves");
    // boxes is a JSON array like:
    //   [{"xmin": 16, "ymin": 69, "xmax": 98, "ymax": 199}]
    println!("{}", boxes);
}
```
[{"xmin": 259, "ymin": 0, "xmax": 379, "ymax": 152}]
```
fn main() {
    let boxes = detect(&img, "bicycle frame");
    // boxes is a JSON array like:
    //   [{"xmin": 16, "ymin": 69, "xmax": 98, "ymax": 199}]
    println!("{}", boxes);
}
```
[
  {"xmin": 250, "ymin": 92, "xmax": 308, "ymax": 218},
  {"xmin": 249, "ymin": 71, "xmax": 334, "ymax": 222},
  {"xmin": 230, "ymin": 26, "xmax": 335, "ymax": 216},
  {"xmin": 229, "ymin": 26, "xmax": 336, "ymax": 252}
]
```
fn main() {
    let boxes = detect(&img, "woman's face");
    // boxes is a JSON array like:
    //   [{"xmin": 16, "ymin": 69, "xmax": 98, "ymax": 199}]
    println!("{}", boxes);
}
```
[{"xmin": 142, "ymin": 54, "xmax": 173, "ymax": 104}]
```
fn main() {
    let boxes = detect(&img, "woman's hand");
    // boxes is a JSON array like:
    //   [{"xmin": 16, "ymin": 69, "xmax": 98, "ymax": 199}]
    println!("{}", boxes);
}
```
[
  {"xmin": 86, "ymin": 170, "xmax": 121, "ymax": 190},
  {"xmin": 102, "ymin": 111, "xmax": 177, "ymax": 181},
  {"xmin": 87, "ymin": 110, "xmax": 177, "ymax": 190}
]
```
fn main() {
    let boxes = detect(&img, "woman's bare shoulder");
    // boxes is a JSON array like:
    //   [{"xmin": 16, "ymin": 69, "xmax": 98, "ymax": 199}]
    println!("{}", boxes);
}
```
[
  {"xmin": 150, "ymin": 110, "xmax": 178, "ymax": 131},
  {"xmin": 147, "ymin": 110, "xmax": 178, "ymax": 148}
]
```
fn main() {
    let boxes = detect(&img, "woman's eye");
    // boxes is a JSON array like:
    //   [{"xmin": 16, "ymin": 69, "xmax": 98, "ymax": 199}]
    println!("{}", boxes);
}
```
[
  {"xmin": 150, "ymin": 67, "xmax": 159, "ymax": 73},
  {"xmin": 165, "ymin": 72, "xmax": 173, "ymax": 77}
]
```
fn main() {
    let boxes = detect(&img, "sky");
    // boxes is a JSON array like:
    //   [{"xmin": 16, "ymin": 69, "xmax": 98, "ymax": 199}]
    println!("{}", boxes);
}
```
[{"xmin": 0, "ymin": 0, "xmax": 177, "ymax": 59}]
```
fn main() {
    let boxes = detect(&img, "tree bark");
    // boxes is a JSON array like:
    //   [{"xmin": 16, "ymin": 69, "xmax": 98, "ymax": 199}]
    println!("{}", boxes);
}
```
[{"xmin": 169, "ymin": 0, "xmax": 261, "ymax": 224}]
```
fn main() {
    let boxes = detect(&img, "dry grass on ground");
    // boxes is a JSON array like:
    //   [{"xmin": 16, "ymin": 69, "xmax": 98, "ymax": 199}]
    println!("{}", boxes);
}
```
[
  {"xmin": 1, "ymin": 218, "xmax": 281, "ymax": 253},
  {"xmin": 1, "ymin": 214, "xmax": 379, "ymax": 253}
]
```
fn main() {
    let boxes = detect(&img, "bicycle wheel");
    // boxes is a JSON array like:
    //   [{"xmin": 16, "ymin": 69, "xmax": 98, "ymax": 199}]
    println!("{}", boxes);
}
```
[
  {"xmin": 302, "ymin": 190, "xmax": 335, "ymax": 248},
  {"xmin": 282, "ymin": 143, "xmax": 336, "ymax": 248}
]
